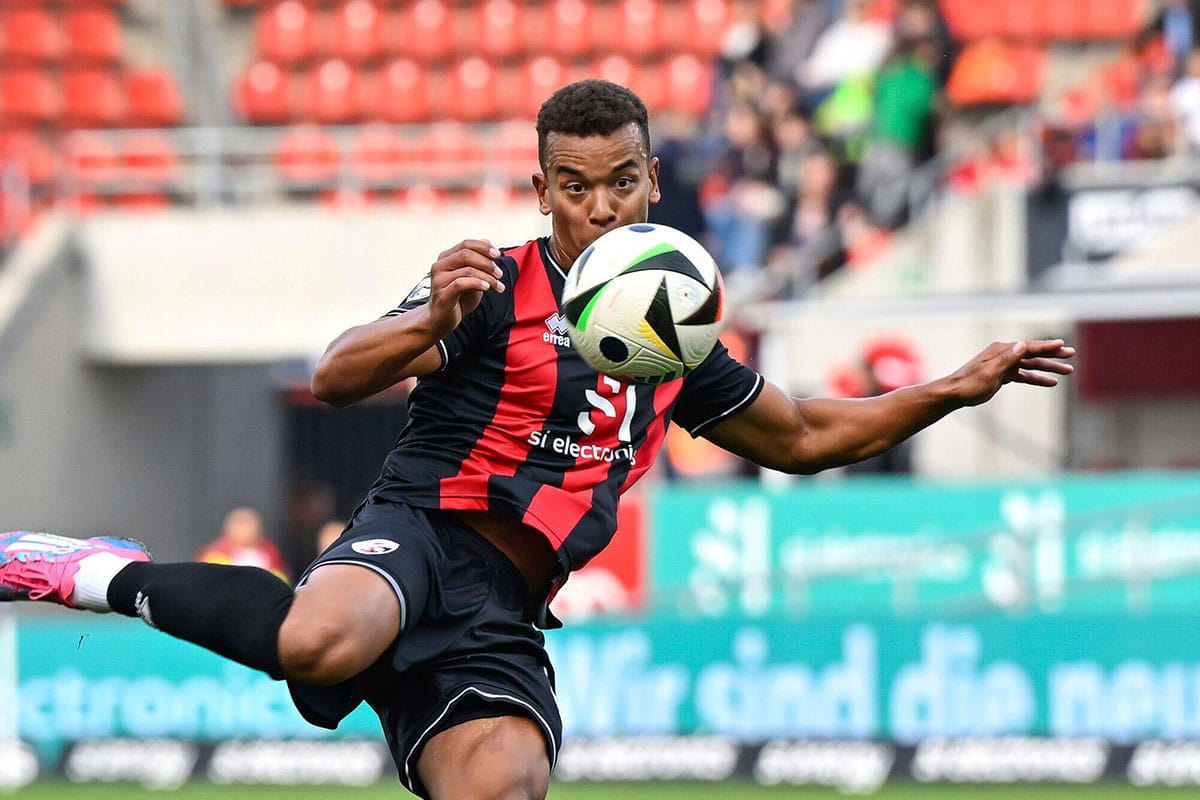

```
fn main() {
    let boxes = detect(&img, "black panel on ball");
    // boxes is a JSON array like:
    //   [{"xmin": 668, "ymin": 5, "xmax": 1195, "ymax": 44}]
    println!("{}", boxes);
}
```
[
  {"xmin": 644, "ymin": 278, "xmax": 682, "ymax": 360},
  {"xmin": 599, "ymin": 336, "xmax": 630, "ymax": 362},
  {"xmin": 563, "ymin": 282, "xmax": 604, "ymax": 326},
  {"xmin": 622, "ymin": 249, "xmax": 707, "ymax": 284},
  {"xmin": 679, "ymin": 280, "xmax": 721, "ymax": 325}
]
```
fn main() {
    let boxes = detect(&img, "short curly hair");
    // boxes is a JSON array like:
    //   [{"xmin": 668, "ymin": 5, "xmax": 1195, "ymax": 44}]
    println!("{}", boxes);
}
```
[{"xmin": 535, "ymin": 80, "xmax": 651, "ymax": 170}]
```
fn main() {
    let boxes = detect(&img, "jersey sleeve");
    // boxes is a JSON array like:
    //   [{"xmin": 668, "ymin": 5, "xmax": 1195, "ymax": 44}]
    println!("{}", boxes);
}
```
[
  {"xmin": 380, "ymin": 256, "xmax": 516, "ymax": 370},
  {"xmin": 672, "ymin": 340, "xmax": 765, "ymax": 437}
]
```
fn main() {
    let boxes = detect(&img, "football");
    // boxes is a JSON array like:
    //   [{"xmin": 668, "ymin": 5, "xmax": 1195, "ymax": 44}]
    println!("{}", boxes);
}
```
[{"xmin": 561, "ymin": 222, "xmax": 725, "ymax": 384}]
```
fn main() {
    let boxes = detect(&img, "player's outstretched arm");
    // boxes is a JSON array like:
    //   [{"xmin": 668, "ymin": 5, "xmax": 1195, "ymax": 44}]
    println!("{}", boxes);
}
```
[
  {"xmin": 312, "ymin": 240, "xmax": 506, "ymax": 406},
  {"xmin": 704, "ymin": 339, "xmax": 1075, "ymax": 474}
]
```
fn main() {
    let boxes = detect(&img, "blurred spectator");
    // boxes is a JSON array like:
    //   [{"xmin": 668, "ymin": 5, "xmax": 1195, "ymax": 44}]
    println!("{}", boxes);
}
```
[
  {"xmin": 830, "ymin": 338, "xmax": 923, "ymax": 474},
  {"xmin": 767, "ymin": 147, "xmax": 851, "ymax": 288},
  {"xmin": 1170, "ymin": 49, "xmax": 1200, "ymax": 151},
  {"xmin": 1135, "ymin": 74, "xmax": 1185, "ymax": 158},
  {"xmin": 836, "ymin": 201, "xmax": 893, "ymax": 268},
  {"xmin": 764, "ymin": 0, "xmax": 831, "ymax": 87},
  {"xmin": 648, "ymin": 112, "xmax": 709, "ymax": 241},
  {"xmin": 315, "ymin": 518, "xmax": 346, "ymax": 555},
  {"xmin": 772, "ymin": 104, "xmax": 819, "ymax": 195},
  {"xmin": 813, "ymin": 73, "xmax": 875, "ymax": 163},
  {"xmin": 1140, "ymin": 0, "xmax": 1200, "ymax": 78},
  {"xmin": 197, "ymin": 506, "xmax": 290, "ymax": 583},
  {"xmin": 797, "ymin": 0, "xmax": 893, "ymax": 108},
  {"xmin": 703, "ymin": 100, "xmax": 784, "ymax": 274},
  {"xmin": 857, "ymin": 36, "xmax": 940, "ymax": 226}
]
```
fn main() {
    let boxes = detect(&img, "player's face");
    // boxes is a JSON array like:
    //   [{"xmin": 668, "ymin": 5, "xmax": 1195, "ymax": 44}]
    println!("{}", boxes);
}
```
[{"xmin": 534, "ymin": 122, "xmax": 661, "ymax": 268}]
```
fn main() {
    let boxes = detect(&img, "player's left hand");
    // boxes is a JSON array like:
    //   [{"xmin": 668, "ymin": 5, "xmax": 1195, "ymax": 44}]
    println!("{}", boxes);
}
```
[{"xmin": 951, "ymin": 339, "xmax": 1075, "ymax": 407}]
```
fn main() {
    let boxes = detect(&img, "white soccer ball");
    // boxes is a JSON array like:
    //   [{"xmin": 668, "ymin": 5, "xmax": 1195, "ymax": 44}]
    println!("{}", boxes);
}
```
[{"xmin": 561, "ymin": 222, "xmax": 724, "ymax": 384}]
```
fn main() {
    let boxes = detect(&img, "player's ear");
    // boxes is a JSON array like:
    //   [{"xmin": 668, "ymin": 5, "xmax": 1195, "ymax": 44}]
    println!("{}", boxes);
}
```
[
  {"xmin": 532, "ymin": 172, "xmax": 551, "ymax": 215},
  {"xmin": 647, "ymin": 156, "xmax": 661, "ymax": 205}
]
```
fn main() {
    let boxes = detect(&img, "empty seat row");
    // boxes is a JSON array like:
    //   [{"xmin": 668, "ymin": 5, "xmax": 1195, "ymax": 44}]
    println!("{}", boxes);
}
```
[
  {"xmin": 253, "ymin": 0, "xmax": 735, "ymax": 64},
  {"xmin": 939, "ymin": 0, "xmax": 1149, "ymax": 43},
  {"xmin": 272, "ymin": 122, "xmax": 539, "ymax": 185},
  {"xmin": 235, "ymin": 53, "xmax": 714, "ymax": 125},
  {"xmin": 0, "ymin": 128, "xmax": 178, "ymax": 189},
  {"xmin": 0, "ymin": 66, "xmax": 184, "ymax": 128},
  {"xmin": 0, "ymin": 7, "xmax": 124, "ymax": 64}
]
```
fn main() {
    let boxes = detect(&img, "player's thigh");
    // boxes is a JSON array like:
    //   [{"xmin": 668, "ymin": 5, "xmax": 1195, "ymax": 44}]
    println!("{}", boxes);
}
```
[
  {"xmin": 279, "ymin": 563, "xmax": 401, "ymax": 675},
  {"xmin": 417, "ymin": 715, "xmax": 551, "ymax": 800}
]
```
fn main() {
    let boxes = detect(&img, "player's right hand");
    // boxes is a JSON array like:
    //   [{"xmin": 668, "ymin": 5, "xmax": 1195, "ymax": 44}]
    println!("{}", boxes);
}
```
[{"xmin": 426, "ymin": 239, "xmax": 506, "ymax": 334}]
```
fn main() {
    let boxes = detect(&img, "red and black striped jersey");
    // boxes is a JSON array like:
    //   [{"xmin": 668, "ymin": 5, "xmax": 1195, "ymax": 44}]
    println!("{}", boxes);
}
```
[{"xmin": 369, "ymin": 237, "xmax": 763, "ymax": 584}]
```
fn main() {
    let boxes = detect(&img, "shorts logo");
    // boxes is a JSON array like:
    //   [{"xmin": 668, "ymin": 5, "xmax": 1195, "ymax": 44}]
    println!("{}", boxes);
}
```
[{"xmin": 351, "ymin": 539, "xmax": 400, "ymax": 555}]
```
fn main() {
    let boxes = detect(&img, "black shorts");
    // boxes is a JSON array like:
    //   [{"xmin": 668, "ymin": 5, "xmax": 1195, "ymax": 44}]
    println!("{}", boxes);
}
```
[{"xmin": 287, "ymin": 500, "xmax": 562, "ymax": 798}]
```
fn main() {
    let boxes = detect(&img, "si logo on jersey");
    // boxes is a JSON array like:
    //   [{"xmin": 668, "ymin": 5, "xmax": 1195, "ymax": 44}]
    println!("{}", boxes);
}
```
[
  {"xmin": 351, "ymin": 539, "xmax": 400, "ymax": 555},
  {"xmin": 544, "ymin": 313, "xmax": 571, "ymax": 346}
]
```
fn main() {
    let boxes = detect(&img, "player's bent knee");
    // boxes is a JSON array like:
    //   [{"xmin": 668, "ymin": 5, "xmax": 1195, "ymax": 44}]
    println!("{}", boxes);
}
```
[
  {"xmin": 277, "ymin": 619, "xmax": 362, "ymax": 684},
  {"xmin": 277, "ymin": 564, "xmax": 402, "ymax": 685}
]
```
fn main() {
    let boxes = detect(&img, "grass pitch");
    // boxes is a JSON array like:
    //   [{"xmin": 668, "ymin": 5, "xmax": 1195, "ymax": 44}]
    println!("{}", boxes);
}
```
[{"xmin": 8, "ymin": 782, "xmax": 1200, "ymax": 799}]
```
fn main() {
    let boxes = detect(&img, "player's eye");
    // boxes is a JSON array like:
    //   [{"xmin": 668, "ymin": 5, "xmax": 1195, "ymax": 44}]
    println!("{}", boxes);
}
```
[
  {"xmin": 615, "ymin": 176, "xmax": 635, "ymax": 189},
  {"xmin": 564, "ymin": 182, "xmax": 585, "ymax": 194}
]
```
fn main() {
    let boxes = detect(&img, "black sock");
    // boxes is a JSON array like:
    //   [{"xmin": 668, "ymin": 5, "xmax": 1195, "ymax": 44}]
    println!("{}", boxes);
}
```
[{"xmin": 108, "ymin": 562, "xmax": 294, "ymax": 680}]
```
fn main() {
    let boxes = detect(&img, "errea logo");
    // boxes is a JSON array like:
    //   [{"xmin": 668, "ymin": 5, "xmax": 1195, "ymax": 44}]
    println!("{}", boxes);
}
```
[{"xmin": 544, "ymin": 313, "xmax": 571, "ymax": 346}]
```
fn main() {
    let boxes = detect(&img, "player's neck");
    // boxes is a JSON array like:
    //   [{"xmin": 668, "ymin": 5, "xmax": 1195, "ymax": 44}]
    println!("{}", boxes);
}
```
[{"xmin": 547, "ymin": 237, "xmax": 573, "ymax": 273}]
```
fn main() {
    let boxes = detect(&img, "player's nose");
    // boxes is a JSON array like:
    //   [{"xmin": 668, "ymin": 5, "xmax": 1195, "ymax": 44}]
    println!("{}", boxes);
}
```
[{"xmin": 588, "ymin": 190, "xmax": 617, "ymax": 225}]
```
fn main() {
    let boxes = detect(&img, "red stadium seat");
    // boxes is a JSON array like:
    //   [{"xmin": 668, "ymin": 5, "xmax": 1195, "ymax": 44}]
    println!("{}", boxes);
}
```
[
  {"xmin": 662, "ymin": 53, "xmax": 714, "ymax": 118},
  {"xmin": 998, "ymin": 0, "xmax": 1042, "ymax": 39},
  {"xmin": 348, "ymin": 123, "xmax": 411, "ymax": 185},
  {"xmin": 0, "ymin": 129, "xmax": 55, "ymax": 187},
  {"xmin": 330, "ymin": 0, "xmax": 385, "ymax": 63},
  {"xmin": 62, "ymin": 69, "xmax": 127, "ymax": 128},
  {"xmin": 946, "ymin": 39, "xmax": 1046, "ymax": 105},
  {"xmin": 609, "ymin": 0, "xmax": 665, "ymax": 57},
  {"xmin": 64, "ymin": 7, "xmax": 123, "ymax": 65},
  {"xmin": 447, "ymin": 57, "xmax": 499, "ymax": 122},
  {"xmin": 125, "ymin": 67, "xmax": 186, "ymax": 127},
  {"xmin": 234, "ymin": 59, "xmax": 295, "ymax": 124},
  {"xmin": 490, "ymin": 120, "xmax": 539, "ymax": 182},
  {"xmin": 395, "ymin": 0, "xmax": 456, "ymax": 63},
  {"xmin": 0, "ymin": 9, "xmax": 63, "ymax": 64},
  {"xmin": 505, "ymin": 56, "xmax": 570, "ymax": 120},
  {"xmin": 119, "ymin": 131, "xmax": 179, "ymax": 186},
  {"xmin": 465, "ymin": 182, "xmax": 524, "ymax": 210},
  {"xmin": 473, "ymin": 0, "xmax": 525, "ymax": 61},
  {"xmin": 1082, "ymin": 0, "xmax": 1148, "ymax": 39},
  {"xmin": 0, "ymin": 69, "xmax": 60, "ymax": 125},
  {"xmin": 256, "ymin": 0, "xmax": 318, "ymax": 65},
  {"xmin": 64, "ymin": 130, "xmax": 120, "ymax": 186},
  {"xmin": 682, "ymin": 0, "xmax": 732, "ymax": 58},
  {"xmin": 590, "ymin": 54, "xmax": 660, "ymax": 107},
  {"xmin": 274, "ymin": 125, "xmax": 340, "ymax": 185},
  {"xmin": 111, "ymin": 192, "xmax": 171, "ymax": 211},
  {"xmin": 304, "ymin": 58, "xmax": 364, "ymax": 124},
  {"xmin": 543, "ymin": 0, "xmax": 596, "ymax": 59},
  {"xmin": 625, "ymin": 59, "xmax": 665, "ymax": 113},
  {"xmin": 393, "ymin": 183, "xmax": 450, "ymax": 212},
  {"xmin": 375, "ymin": 57, "xmax": 432, "ymax": 123},
  {"xmin": 411, "ymin": 122, "xmax": 484, "ymax": 181}
]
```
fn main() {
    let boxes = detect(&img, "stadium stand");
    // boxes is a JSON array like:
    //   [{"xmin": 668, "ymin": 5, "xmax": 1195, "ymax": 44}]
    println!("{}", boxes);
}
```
[{"xmin": 0, "ymin": 0, "xmax": 1181, "ymax": 284}]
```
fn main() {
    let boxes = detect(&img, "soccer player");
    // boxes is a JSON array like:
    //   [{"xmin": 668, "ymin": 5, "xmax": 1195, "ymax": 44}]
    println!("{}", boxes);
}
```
[{"xmin": 0, "ymin": 80, "xmax": 1073, "ymax": 800}]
